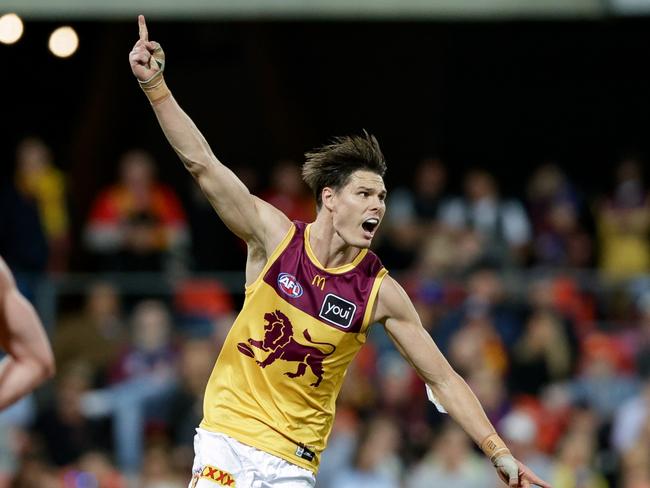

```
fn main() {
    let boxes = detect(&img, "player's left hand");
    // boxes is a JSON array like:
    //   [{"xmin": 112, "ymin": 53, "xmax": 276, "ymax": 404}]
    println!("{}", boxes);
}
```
[{"xmin": 494, "ymin": 454, "xmax": 552, "ymax": 488}]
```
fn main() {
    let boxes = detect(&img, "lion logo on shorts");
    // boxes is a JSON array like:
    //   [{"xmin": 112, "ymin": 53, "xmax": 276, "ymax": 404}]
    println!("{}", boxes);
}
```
[{"xmin": 237, "ymin": 310, "xmax": 336, "ymax": 387}]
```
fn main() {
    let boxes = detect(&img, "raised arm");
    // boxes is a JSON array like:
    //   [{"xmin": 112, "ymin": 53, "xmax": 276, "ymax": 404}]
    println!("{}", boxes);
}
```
[
  {"xmin": 373, "ymin": 276, "xmax": 551, "ymax": 488},
  {"xmin": 0, "ymin": 258, "xmax": 55, "ymax": 409},
  {"xmin": 128, "ymin": 15, "xmax": 290, "ymax": 253}
]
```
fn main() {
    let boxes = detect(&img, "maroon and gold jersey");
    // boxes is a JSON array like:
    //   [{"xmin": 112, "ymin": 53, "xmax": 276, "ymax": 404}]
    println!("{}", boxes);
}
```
[{"xmin": 200, "ymin": 222, "xmax": 388, "ymax": 472}]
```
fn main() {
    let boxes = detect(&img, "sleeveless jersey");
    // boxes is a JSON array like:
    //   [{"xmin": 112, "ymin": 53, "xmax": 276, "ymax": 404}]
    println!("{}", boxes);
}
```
[{"xmin": 200, "ymin": 221, "xmax": 388, "ymax": 472}]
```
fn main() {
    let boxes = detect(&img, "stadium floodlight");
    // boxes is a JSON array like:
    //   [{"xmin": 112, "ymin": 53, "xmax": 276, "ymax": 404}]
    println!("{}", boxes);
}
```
[
  {"xmin": 0, "ymin": 13, "xmax": 24, "ymax": 45},
  {"xmin": 48, "ymin": 26, "xmax": 78, "ymax": 58}
]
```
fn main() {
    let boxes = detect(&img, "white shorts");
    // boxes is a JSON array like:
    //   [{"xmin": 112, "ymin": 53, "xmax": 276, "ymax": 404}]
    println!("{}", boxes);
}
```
[{"xmin": 188, "ymin": 428, "xmax": 316, "ymax": 488}]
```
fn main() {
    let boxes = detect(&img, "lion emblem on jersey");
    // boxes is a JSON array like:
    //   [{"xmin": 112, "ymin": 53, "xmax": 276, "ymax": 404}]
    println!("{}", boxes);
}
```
[{"xmin": 237, "ymin": 310, "xmax": 336, "ymax": 387}]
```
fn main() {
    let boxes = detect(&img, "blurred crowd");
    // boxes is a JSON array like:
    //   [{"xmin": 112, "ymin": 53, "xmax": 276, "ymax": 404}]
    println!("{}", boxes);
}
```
[{"xmin": 0, "ymin": 137, "xmax": 649, "ymax": 488}]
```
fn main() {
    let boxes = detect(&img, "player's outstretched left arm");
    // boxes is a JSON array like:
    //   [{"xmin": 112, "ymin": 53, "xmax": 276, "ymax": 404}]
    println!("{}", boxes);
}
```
[
  {"xmin": 374, "ymin": 276, "xmax": 552, "ymax": 488},
  {"xmin": 0, "ymin": 258, "xmax": 55, "ymax": 409}
]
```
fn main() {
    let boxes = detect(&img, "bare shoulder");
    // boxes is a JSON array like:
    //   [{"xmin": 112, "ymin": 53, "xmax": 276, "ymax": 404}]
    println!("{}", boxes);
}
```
[{"xmin": 373, "ymin": 275, "xmax": 417, "ymax": 324}]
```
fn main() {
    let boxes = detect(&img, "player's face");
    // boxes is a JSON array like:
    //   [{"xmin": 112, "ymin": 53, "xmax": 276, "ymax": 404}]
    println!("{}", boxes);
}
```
[{"xmin": 328, "ymin": 170, "xmax": 387, "ymax": 249}]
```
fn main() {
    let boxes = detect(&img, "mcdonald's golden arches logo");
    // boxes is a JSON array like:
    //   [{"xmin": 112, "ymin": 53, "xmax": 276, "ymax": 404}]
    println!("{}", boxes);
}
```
[{"xmin": 311, "ymin": 275, "xmax": 326, "ymax": 290}]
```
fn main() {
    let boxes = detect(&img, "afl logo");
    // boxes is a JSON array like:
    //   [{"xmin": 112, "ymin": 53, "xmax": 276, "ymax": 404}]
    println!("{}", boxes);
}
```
[{"xmin": 277, "ymin": 273, "xmax": 303, "ymax": 298}]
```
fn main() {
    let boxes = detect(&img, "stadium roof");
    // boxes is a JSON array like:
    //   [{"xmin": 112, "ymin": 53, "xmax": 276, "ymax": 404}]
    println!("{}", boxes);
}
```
[{"xmin": 1, "ymin": 0, "xmax": 632, "ymax": 21}]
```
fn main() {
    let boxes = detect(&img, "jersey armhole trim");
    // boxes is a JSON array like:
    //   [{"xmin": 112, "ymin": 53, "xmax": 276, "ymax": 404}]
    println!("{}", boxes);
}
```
[
  {"xmin": 359, "ymin": 267, "xmax": 389, "ymax": 335},
  {"xmin": 245, "ymin": 224, "xmax": 296, "ymax": 295}
]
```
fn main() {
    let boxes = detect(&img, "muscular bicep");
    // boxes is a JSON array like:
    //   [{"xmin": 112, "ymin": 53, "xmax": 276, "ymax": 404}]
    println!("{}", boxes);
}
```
[
  {"xmin": 151, "ymin": 96, "xmax": 291, "ymax": 248},
  {"xmin": 376, "ymin": 276, "xmax": 455, "ymax": 387}
]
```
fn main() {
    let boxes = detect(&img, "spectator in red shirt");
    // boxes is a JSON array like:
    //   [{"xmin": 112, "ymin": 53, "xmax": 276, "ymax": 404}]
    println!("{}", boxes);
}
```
[
  {"xmin": 260, "ymin": 159, "xmax": 315, "ymax": 223},
  {"xmin": 84, "ymin": 149, "xmax": 190, "ymax": 271}
]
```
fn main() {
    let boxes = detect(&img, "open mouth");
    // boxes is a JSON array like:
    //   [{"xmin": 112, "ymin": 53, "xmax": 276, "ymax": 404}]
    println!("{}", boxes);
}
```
[{"xmin": 361, "ymin": 218, "xmax": 379, "ymax": 234}]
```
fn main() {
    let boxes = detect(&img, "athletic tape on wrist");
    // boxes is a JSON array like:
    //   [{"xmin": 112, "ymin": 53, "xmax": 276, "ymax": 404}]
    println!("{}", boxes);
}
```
[
  {"xmin": 139, "ymin": 75, "xmax": 171, "ymax": 104},
  {"xmin": 480, "ymin": 433, "xmax": 511, "ymax": 463}
]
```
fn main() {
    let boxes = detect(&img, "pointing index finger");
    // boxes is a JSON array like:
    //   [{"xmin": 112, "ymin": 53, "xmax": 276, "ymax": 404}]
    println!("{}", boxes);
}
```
[{"xmin": 138, "ymin": 15, "xmax": 148, "ymax": 42}]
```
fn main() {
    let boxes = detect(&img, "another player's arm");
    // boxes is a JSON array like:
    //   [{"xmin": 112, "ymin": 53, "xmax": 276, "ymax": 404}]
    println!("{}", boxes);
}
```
[
  {"xmin": 128, "ymin": 16, "xmax": 290, "ymax": 253},
  {"xmin": 0, "ymin": 258, "xmax": 55, "ymax": 409},
  {"xmin": 374, "ymin": 276, "xmax": 551, "ymax": 488}
]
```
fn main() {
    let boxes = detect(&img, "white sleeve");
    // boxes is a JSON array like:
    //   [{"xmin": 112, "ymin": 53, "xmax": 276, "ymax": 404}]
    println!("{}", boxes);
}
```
[{"xmin": 426, "ymin": 384, "xmax": 447, "ymax": 413}]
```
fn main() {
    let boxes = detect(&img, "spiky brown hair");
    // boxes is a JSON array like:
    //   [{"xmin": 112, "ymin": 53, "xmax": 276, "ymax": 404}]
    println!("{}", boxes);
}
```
[{"xmin": 302, "ymin": 131, "xmax": 387, "ymax": 208}]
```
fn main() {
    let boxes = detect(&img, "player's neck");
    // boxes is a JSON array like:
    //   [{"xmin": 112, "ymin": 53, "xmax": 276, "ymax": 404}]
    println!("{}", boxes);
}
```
[{"xmin": 308, "ymin": 217, "xmax": 362, "ymax": 269}]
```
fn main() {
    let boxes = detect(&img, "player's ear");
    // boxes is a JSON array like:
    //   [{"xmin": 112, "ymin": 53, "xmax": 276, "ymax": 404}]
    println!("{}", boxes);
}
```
[{"xmin": 321, "ymin": 187, "xmax": 335, "ymax": 211}]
